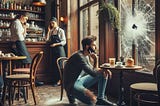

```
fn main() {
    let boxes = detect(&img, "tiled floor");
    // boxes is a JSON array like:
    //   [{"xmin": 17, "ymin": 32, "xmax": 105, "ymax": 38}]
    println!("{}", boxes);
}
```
[{"xmin": 3, "ymin": 85, "xmax": 88, "ymax": 106}]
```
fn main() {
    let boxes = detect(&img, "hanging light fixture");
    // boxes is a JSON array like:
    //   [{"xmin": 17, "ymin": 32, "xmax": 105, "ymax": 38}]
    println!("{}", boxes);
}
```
[{"xmin": 32, "ymin": 0, "xmax": 46, "ymax": 6}]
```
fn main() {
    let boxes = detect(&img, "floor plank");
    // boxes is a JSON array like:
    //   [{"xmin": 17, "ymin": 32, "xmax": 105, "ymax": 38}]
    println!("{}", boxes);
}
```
[{"xmin": 3, "ymin": 85, "xmax": 88, "ymax": 106}]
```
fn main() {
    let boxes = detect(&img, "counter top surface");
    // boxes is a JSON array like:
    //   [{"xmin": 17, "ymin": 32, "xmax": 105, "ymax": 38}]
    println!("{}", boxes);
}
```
[{"xmin": 0, "ymin": 41, "xmax": 47, "ymax": 44}]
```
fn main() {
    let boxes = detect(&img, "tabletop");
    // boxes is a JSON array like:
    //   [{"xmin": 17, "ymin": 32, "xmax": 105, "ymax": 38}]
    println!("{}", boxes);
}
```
[
  {"xmin": 0, "ymin": 55, "xmax": 27, "ymax": 75},
  {"xmin": 0, "ymin": 56, "xmax": 27, "ymax": 60},
  {"xmin": 100, "ymin": 64, "xmax": 143, "ymax": 71},
  {"xmin": 100, "ymin": 63, "xmax": 143, "ymax": 106}
]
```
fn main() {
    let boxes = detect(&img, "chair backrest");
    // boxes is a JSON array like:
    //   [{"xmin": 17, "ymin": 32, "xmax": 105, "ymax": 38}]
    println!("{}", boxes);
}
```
[
  {"xmin": 63, "ymin": 60, "xmax": 68, "ymax": 70},
  {"xmin": 153, "ymin": 59, "xmax": 160, "ymax": 104},
  {"xmin": 57, "ymin": 57, "xmax": 68, "ymax": 81},
  {"xmin": 156, "ymin": 64, "xmax": 160, "ymax": 104},
  {"xmin": 153, "ymin": 59, "xmax": 160, "ymax": 80},
  {"xmin": 30, "ymin": 51, "xmax": 44, "ymax": 81}
]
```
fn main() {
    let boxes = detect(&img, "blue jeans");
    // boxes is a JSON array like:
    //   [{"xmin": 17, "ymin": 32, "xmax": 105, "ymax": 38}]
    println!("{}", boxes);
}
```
[{"xmin": 73, "ymin": 74, "xmax": 108, "ymax": 104}]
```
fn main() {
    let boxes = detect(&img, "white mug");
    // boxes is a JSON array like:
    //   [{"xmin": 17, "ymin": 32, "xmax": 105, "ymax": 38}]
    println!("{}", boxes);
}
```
[{"xmin": 116, "ymin": 62, "xmax": 122, "ymax": 66}]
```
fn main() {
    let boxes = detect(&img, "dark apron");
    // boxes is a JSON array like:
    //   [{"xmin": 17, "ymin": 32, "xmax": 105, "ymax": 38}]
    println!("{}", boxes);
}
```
[
  {"xmin": 49, "ymin": 30, "xmax": 66, "ymax": 83},
  {"xmin": 15, "ymin": 41, "xmax": 32, "ymax": 64}
]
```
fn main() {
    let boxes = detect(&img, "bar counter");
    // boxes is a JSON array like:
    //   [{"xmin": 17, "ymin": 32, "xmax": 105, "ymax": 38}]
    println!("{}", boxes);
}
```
[{"xmin": 0, "ymin": 41, "xmax": 54, "ymax": 83}]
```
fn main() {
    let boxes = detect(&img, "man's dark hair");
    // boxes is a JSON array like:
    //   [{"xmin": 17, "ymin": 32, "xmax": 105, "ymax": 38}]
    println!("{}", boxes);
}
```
[
  {"xmin": 10, "ymin": 12, "xmax": 29, "ymax": 28},
  {"xmin": 14, "ymin": 12, "xmax": 29, "ymax": 19},
  {"xmin": 81, "ymin": 35, "xmax": 97, "ymax": 50}
]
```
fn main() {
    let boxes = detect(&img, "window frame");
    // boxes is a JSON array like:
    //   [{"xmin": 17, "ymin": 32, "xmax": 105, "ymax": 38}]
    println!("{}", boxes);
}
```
[{"xmin": 78, "ymin": 0, "xmax": 99, "ymax": 51}]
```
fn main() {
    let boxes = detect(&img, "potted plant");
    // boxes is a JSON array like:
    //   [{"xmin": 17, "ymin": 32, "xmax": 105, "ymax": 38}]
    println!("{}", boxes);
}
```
[{"xmin": 97, "ymin": 0, "xmax": 120, "ymax": 30}]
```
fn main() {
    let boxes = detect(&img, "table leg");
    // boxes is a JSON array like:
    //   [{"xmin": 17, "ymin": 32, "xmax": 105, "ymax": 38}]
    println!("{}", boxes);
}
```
[
  {"xmin": 0, "ymin": 60, "xmax": 2, "ymax": 76},
  {"xmin": 118, "ymin": 71, "xmax": 126, "ymax": 106},
  {"xmin": 9, "ymin": 60, "xmax": 12, "ymax": 75}
]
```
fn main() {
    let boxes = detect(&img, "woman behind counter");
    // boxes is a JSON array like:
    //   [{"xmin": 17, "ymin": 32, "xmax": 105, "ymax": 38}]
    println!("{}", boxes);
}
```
[{"xmin": 46, "ymin": 17, "xmax": 66, "ymax": 86}]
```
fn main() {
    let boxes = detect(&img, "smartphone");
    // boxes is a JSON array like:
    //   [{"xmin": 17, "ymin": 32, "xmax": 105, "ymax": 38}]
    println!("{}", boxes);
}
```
[
  {"xmin": 88, "ymin": 47, "xmax": 96, "ymax": 53},
  {"xmin": 49, "ymin": 23, "xmax": 53, "ymax": 29}
]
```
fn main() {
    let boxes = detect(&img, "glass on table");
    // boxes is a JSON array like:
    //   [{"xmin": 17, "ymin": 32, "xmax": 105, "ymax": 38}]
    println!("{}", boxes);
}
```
[{"xmin": 109, "ymin": 58, "xmax": 116, "ymax": 67}]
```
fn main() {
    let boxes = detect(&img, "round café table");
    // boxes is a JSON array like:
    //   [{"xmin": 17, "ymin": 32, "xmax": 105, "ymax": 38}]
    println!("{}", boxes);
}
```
[
  {"xmin": 100, "ymin": 64, "xmax": 143, "ymax": 106},
  {"xmin": 0, "ymin": 56, "xmax": 27, "ymax": 76}
]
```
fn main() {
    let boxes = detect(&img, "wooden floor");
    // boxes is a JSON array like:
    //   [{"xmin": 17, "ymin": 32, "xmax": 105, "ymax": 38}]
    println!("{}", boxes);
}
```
[
  {"xmin": 3, "ymin": 85, "xmax": 90, "ymax": 106},
  {"xmin": 3, "ymin": 84, "xmax": 119, "ymax": 106}
]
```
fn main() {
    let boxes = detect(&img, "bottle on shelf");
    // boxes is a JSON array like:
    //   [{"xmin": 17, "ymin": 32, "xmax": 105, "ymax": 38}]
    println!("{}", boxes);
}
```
[
  {"xmin": 24, "ymin": 4, "xmax": 27, "ymax": 10},
  {"xmin": 0, "ymin": 2, "xmax": 2, "ymax": 8},
  {"xmin": 5, "ymin": 1, "xmax": 9, "ymax": 9},
  {"xmin": 0, "ymin": 1, "xmax": 45, "ymax": 42},
  {"xmin": 13, "ymin": 1, "xmax": 16, "ymax": 10},
  {"xmin": 10, "ymin": 1, "xmax": 13, "ymax": 10}
]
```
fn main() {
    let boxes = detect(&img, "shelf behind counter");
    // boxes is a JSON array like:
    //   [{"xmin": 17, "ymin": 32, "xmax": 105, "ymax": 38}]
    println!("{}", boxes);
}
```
[{"xmin": 0, "ymin": 41, "xmax": 54, "ymax": 84}]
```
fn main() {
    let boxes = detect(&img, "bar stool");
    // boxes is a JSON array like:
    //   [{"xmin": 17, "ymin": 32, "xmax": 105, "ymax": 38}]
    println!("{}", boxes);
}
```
[
  {"xmin": 134, "ymin": 93, "xmax": 159, "ymax": 106},
  {"xmin": 130, "ymin": 82, "xmax": 157, "ymax": 106},
  {"xmin": 130, "ymin": 60, "xmax": 160, "ymax": 106}
]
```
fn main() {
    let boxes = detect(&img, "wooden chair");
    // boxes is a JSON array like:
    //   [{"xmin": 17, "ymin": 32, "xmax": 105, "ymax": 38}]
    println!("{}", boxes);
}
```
[
  {"xmin": 0, "ymin": 76, "xmax": 4, "ymax": 105},
  {"xmin": 11, "ymin": 58, "xmax": 35, "ymax": 102},
  {"xmin": 133, "ymin": 64, "xmax": 160, "ymax": 106},
  {"xmin": 12, "ymin": 60, "xmax": 31, "ymax": 74},
  {"xmin": 3, "ymin": 51, "xmax": 43, "ymax": 105},
  {"xmin": 56, "ymin": 57, "xmax": 68, "ymax": 101},
  {"xmin": 130, "ymin": 60, "xmax": 160, "ymax": 106},
  {"xmin": 12, "ymin": 68, "xmax": 30, "ymax": 74}
]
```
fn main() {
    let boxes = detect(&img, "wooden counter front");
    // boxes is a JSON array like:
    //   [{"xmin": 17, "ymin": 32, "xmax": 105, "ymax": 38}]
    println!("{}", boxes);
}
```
[{"xmin": 0, "ymin": 41, "xmax": 54, "ymax": 83}]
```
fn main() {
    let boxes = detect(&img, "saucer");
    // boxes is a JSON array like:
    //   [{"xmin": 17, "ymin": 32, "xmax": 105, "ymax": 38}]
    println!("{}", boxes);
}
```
[
  {"xmin": 115, "ymin": 65, "xmax": 124, "ymax": 68},
  {"xmin": 102, "ymin": 63, "xmax": 110, "ymax": 67},
  {"xmin": 125, "ymin": 65, "xmax": 135, "ymax": 67}
]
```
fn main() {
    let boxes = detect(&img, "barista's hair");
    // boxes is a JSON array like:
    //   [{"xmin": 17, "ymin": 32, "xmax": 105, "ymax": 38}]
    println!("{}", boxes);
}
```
[
  {"xmin": 50, "ymin": 17, "xmax": 57, "ymax": 22},
  {"xmin": 81, "ymin": 35, "xmax": 97, "ymax": 50}
]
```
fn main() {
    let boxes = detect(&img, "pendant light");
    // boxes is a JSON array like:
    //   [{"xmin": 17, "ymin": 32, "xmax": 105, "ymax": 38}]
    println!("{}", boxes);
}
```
[{"xmin": 32, "ymin": 0, "xmax": 46, "ymax": 6}]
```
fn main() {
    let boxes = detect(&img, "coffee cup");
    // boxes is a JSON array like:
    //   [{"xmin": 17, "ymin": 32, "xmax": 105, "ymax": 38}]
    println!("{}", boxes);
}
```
[
  {"xmin": 5, "ymin": 53, "xmax": 11, "ymax": 57},
  {"xmin": 116, "ymin": 62, "xmax": 122, "ymax": 66}
]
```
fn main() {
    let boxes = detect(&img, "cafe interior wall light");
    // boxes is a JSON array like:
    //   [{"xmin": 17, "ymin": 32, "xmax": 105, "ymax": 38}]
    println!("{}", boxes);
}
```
[{"xmin": 32, "ymin": 0, "xmax": 46, "ymax": 6}]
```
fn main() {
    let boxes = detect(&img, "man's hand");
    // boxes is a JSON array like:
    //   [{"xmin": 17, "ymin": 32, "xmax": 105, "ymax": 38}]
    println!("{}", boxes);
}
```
[
  {"xmin": 48, "ymin": 25, "xmax": 51, "ymax": 32},
  {"xmin": 89, "ymin": 53, "xmax": 98, "ymax": 68},
  {"xmin": 97, "ymin": 69, "xmax": 112, "ymax": 79},
  {"xmin": 90, "ymin": 53, "xmax": 98, "ymax": 61}
]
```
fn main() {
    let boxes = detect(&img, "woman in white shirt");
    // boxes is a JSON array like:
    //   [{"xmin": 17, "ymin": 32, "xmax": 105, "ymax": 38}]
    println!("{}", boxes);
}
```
[{"xmin": 46, "ymin": 17, "xmax": 66, "ymax": 86}]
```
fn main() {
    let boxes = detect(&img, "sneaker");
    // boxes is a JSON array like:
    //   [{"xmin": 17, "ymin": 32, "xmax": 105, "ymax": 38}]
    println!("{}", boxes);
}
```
[
  {"xmin": 67, "ymin": 94, "xmax": 76, "ymax": 104},
  {"xmin": 52, "ymin": 83, "xmax": 60, "ymax": 87},
  {"xmin": 96, "ymin": 98, "xmax": 117, "ymax": 106}
]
